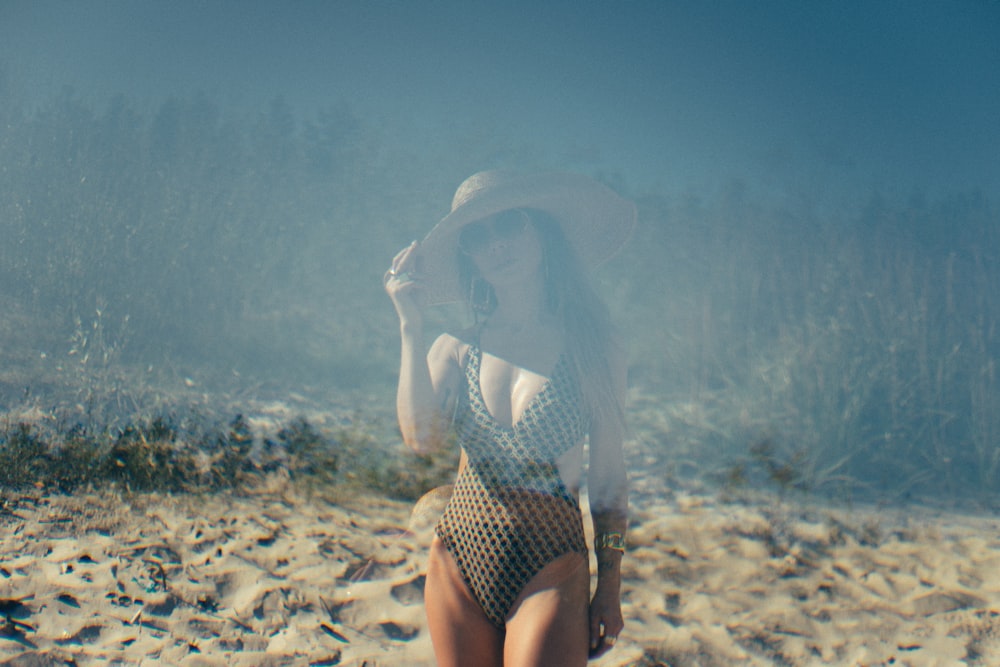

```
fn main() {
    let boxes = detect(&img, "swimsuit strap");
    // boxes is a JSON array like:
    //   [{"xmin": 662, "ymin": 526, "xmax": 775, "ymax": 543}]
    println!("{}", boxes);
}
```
[{"xmin": 464, "ymin": 343, "xmax": 560, "ymax": 433}]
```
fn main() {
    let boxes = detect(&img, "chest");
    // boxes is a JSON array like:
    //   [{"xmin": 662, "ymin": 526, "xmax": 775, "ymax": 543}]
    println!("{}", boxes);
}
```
[{"xmin": 477, "ymin": 354, "xmax": 555, "ymax": 430}]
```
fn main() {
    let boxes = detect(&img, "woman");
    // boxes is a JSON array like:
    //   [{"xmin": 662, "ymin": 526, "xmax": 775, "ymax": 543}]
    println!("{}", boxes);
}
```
[{"xmin": 384, "ymin": 171, "xmax": 634, "ymax": 666}]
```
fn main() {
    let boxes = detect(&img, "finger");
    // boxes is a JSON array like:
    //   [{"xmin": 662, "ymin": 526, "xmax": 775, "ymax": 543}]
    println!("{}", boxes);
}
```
[
  {"xmin": 396, "ymin": 241, "xmax": 420, "ymax": 273},
  {"xmin": 593, "ymin": 632, "xmax": 619, "ymax": 658},
  {"xmin": 387, "ymin": 246, "xmax": 420, "ymax": 286},
  {"xmin": 389, "ymin": 252, "xmax": 406, "ymax": 276},
  {"xmin": 388, "ymin": 270, "xmax": 420, "ymax": 286},
  {"xmin": 391, "ymin": 240, "xmax": 418, "ymax": 271},
  {"xmin": 384, "ymin": 265, "xmax": 404, "ymax": 283},
  {"xmin": 589, "ymin": 619, "xmax": 603, "ymax": 652},
  {"xmin": 386, "ymin": 278, "xmax": 426, "ymax": 307},
  {"xmin": 588, "ymin": 638, "xmax": 610, "ymax": 660}
]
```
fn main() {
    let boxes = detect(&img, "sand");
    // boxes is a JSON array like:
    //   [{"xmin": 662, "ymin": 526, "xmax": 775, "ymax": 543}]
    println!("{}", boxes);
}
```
[{"xmin": 2, "ymin": 479, "xmax": 999, "ymax": 666}]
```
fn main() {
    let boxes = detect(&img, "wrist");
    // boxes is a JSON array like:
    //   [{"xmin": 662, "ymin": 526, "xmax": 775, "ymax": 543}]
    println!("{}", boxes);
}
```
[
  {"xmin": 596, "ymin": 548, "xmax": 623, "ymax": 576},
  {"xmin": 594, "ymin": 531, "xmax": 626, "ymax": 553},
  {"xmin": 399, "ymin": 320, "xmax": 424, "ymax": 340}
]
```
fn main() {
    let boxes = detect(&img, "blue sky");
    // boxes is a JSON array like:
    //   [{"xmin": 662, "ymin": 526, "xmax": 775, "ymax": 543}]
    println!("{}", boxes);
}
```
[{"xmin": 2, "ymin": 0, "xmax": 998, "ymax": 203}]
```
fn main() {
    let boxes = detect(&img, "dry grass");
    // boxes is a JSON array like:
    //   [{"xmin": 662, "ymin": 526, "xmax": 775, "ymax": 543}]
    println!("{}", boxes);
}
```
[
  {"xmin": 2, "ymin": 88, "xmax": 998, "ymax": 506},
  {"xmin": 0, "ymin": 411, "xmax": 454, "ymax": 502}
]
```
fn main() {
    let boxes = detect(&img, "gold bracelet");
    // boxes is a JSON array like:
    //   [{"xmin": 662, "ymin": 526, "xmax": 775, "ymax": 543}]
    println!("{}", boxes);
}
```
[{"xmin": 594, "ymin": 532, "xmax": 626, "ymax": 553}]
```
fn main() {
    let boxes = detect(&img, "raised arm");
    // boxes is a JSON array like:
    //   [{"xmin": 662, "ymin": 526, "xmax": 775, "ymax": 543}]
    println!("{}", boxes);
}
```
[
  {"xmin": 397, "ymin": 331, "xmax": 461, "ymax": 454},
  {"xmin": 385, "ymin": 241, "xmax": 461, "ymax": 455},
  {"xmin": 587, "ymin": 339, "xmax": 629, "ymax": 658}
]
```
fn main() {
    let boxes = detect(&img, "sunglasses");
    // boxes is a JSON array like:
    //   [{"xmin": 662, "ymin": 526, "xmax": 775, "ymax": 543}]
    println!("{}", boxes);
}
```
[{"xmin": 458, "ymin": 209, "xmax": 532, "ymax": 256}]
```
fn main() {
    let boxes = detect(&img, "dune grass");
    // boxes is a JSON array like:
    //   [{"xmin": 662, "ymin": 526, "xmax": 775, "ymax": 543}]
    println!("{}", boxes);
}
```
[
  {"xmin": 0, "ymin": 411, "xmax": 455, "ymax": 502},
  {"xmin": 617, "ymin": 187, "xmax": 999, "ymax": 504},
  {"xmin": 1, "ymin": 87, "xmax": 998, "ymax": 505}
]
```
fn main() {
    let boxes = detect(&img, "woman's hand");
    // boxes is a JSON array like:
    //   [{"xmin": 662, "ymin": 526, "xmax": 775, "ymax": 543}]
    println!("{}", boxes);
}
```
[
  {"xmin": 384, "ymin": 241, "xmax": 425, "ymax": 329},
  {"xmin": 588, "ymin": 578, "xmax": 624, "ymax": 659}
]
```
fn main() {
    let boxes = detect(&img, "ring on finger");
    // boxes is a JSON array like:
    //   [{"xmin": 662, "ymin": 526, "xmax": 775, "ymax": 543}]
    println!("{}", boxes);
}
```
[{"xmin": 385, "ymin": 269, "xmax": 413, "ymax": 283}]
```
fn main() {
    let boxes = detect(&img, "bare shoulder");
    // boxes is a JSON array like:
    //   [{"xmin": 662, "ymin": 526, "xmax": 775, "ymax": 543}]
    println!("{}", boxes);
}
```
[
  {"xmin": 427, "ymin": 331, "xmax": 471, "ymax": 405},
  {"xmin": 429, "ymin": 329, "xmax": 469, "ymax": 354},
  {"xmin": 427, "ymin": 329, "xmax": 475, "ymax": 371}
]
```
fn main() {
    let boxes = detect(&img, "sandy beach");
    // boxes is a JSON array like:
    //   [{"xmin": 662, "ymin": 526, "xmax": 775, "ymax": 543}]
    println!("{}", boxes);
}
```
[
  {"xmin": 4, "ymin": 2, "xmax": 1000, "ymax": 663},
  {"xmin": 3, "ymin": 473, "xmax": 999, "ymax": 667}
]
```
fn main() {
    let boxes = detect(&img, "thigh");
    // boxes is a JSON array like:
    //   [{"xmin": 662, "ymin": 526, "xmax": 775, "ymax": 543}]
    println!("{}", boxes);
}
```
[
  {"xmin": 503, "ymin": 552, "xmax": 591, "ymax": 667},
  {"xmin": 424, "ymin": 537, "xmax": 504, "ymax": 667}
]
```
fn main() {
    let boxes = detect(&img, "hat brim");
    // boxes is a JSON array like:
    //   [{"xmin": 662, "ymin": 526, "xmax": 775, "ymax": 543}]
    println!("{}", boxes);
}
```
[{"xmin": 417, "ymin": 172, "xmax": 637, "ymax": 306}]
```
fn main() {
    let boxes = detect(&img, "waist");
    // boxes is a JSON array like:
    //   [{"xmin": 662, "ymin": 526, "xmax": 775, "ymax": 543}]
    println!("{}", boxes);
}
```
[{"xmin": 460, "ymin": 457, "xmax": 573, "ymax": 498}]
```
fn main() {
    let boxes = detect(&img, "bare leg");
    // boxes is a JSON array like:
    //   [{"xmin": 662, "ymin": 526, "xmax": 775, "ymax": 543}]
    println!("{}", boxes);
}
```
[
  {"xmin": 503, "ymin": 552, "xmax": 591, "ymax": 667},
  {"xmin": 425, "ymin": 537, "xmax": 504, "ymax": 667}
]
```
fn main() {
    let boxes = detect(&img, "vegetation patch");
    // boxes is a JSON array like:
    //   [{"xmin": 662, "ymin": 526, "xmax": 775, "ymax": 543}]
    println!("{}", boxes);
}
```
[{"xmin": 0, "ymin": 413, "xmax": 454, "ymax": 501}]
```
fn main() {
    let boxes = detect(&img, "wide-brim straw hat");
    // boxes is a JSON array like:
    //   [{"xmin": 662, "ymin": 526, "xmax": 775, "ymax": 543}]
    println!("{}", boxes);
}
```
[{"xmin": 417, "ymin": 170, "xmax": 637, "ymax": 305}]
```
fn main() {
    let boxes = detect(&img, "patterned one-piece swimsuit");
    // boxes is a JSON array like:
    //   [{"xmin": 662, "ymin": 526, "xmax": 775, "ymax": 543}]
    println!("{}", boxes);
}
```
[{"xmin": 435, "ymin": 344, "xmax": 589, "ymax": 628}]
